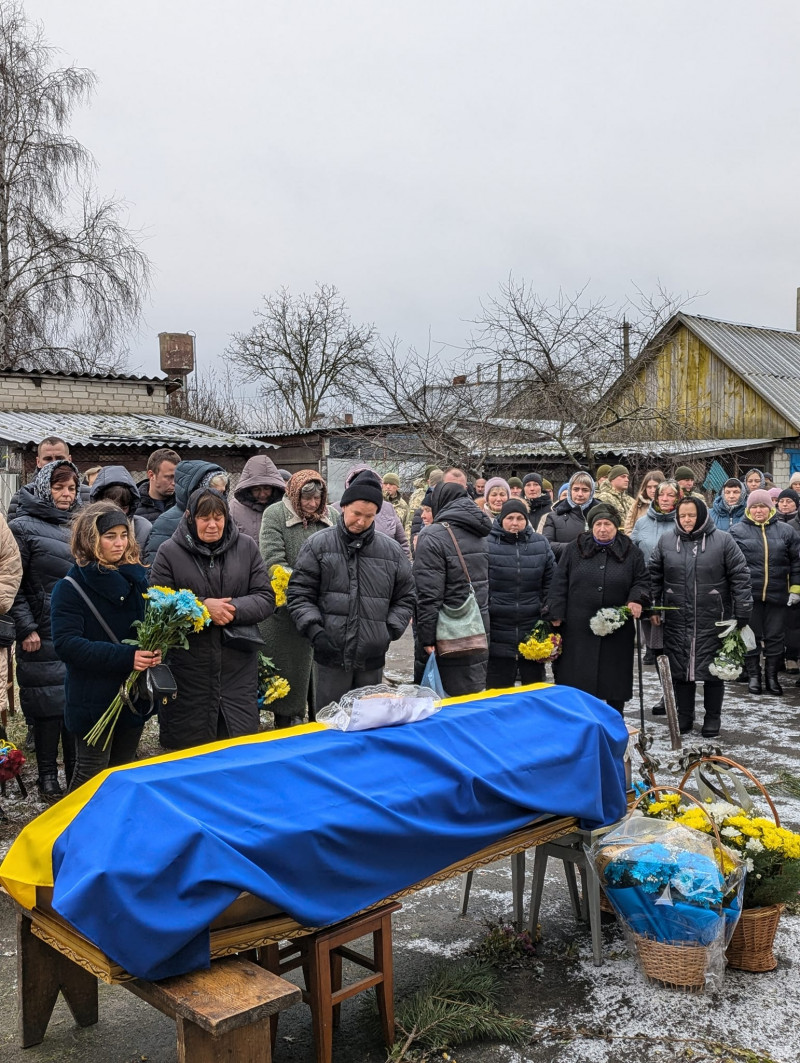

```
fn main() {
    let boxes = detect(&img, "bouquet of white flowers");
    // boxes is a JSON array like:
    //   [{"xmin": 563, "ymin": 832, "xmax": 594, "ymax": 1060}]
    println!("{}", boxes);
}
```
[
  {"xmin": 589, "ymin": 606, "xmax": 631, "ymax": 637},
  {"xmin": 708, "ymin": 619, "xmax": 749, "ymax": 681}
]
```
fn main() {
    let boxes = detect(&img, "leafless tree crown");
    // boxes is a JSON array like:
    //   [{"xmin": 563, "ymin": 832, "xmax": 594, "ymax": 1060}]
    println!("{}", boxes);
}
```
[
  {"xmin": 0, "ymin": 3, "xmax": 150, "ymax": 372},
  {"xmin": 225, "ymin": 283, "xmax": 376, "ymax": 430}
]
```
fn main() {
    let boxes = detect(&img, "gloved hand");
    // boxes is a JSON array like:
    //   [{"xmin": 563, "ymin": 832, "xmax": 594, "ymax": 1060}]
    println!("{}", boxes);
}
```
[
  {"xmin": 312, "ymin": 629, "xmax": 336, "ymax": 656},
  {"xmin": 789, "ymin": 593, "xmax": 800, "ymax": 607},
  {"xmin": 735, "ymin": 616, "xmax": 751, "ymax": 629}
]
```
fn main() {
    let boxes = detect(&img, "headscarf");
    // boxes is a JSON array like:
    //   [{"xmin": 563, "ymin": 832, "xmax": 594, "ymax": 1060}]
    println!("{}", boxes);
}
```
[
  {"xmin": 431, "ymin": 481, "xmax": 467, "ymax": 520},
  {"xmin": 744, "ymin": 468, "xmax": 766, "ymax": 492},
  {"xmin": 566, "ymin": 470, "xmax": 595, "ymax": 511},
  {"xmin": 285, "ymin": 469, "xmax": 328, "ymax": 527},
  {"xmin": 32, "ymin": 459, "xmax": 81, "ymax": 510},
  {"xmin": 675, "ymin": 495, "xmax": 711, "ymax": 538},
  {"xmin": 185, "ymin": 488, "xmax": 230, "ymax": 547}
]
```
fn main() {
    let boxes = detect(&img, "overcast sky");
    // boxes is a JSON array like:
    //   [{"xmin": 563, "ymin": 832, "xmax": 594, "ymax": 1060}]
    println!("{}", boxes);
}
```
[{"xmin": 24, "ymin": 0, "xmax": 800, "ymax": 379}]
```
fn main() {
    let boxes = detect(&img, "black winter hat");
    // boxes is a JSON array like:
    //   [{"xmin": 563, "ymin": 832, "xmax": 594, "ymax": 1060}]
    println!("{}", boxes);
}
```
[
  {"xmin": 522, "ymin": 472, "xmax": 543, "ymax": 486},
  {"xmin": 499, "ymin": 499, "xmax": 530, "ymax": 522},
  {"xmin": 586, "ymin": 503, "xmax": 621, "ymax": 529},
  {"xmin": 340, "ymin": 470, "xmax": 383, "ymax": 511},
  {"xmin": 778, "ymin": 488, "xmax": 800, "ymax": 506}
]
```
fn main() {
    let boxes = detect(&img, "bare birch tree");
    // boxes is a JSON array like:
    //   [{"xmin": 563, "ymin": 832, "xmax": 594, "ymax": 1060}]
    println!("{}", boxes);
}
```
[
  {"xmin": 226, "ymin": 284, "xmax": 376, "ymax": 429},
  {"xmin": 0, "ymin": 4, "xmax": 150, "ymax": 371}
]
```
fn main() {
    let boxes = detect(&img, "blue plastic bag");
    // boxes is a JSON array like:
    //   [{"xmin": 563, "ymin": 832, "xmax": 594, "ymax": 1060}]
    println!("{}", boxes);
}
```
[{"xmin": 421, "ymin": 652, "xmax": 448, "ymax": 698}]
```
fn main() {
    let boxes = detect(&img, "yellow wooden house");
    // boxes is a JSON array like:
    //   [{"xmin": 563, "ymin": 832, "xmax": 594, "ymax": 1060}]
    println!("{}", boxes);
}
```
[{"xmin": 603, "ymin": 313, "xmax": 800, "ymax": 483}]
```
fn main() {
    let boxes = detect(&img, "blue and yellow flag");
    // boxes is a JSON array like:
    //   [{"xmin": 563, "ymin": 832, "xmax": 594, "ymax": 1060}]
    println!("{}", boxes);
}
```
[{"xmin": 1, "ymin": 685, "xmax": 627, "ymax": 980}]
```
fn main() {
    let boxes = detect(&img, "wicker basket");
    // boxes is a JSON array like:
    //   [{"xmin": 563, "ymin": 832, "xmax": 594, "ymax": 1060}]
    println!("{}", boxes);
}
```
[
  {"xmin": 633, "ymin": 933, "xmax": 709, "ymax": 990},
  {"xmin": 726, "ymin": 904, "xmax": 784, "ymax": 972}
]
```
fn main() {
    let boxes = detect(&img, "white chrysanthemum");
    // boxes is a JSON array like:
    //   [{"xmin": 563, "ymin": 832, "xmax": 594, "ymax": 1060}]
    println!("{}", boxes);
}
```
[
  {"xmin": 721, "ymin": 826, "xmax": 742, "ymax": 838},
  {"xmin": 745, "ymin": 857, "xmax": 755, "ymax": 872},
  {"xmin": 746, "ymin": 837, "xmax": 765, "ymax": 854}
]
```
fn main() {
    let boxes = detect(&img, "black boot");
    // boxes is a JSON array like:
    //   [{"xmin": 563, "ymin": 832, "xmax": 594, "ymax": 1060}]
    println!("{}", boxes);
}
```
[
  {"xmin": 764, "ymin": 657, "xmax": 784, "ymax": 696},
  {"xmin": 651, "ymin": 696, "xmax": 666, "ymax": 716},
  {"xmin": 34, "ymin": 717, "xmax": 64, "ymax": 798},
  {"xmin": 701, "ymin": 682, "xmax": 724, "ymax": 738},
  {"xmin": 674, "ymin": 681, "xmax": 696, "ymax": 734},
  {"xmin": 643, "ymin": 649, "xmax": 655, "ymax": 665},
  {"xmin": 745, "ymin": 656, "xmax": 762, "ymax": 695},
  {"xmin": 62, "ymin": 727, "xmax": 77, "ymax": 791}
]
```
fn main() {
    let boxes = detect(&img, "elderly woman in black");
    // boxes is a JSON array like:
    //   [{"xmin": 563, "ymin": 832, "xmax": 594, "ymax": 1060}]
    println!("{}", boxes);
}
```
[
  {"xmin": 413, "ymin": 481, "xmax": 492, "ymax": 696},
  {"xmin": 545, "ymin": 503, "xmax": 648, "ymax": 713},
  {"xmin": 487, "ymin": 499, "xmax": 554, "ymax": 688},
  {"xmin": 149, "ymin": 487, "xmax": 274, "ymax": 749},
  {"xmin": 650, "ymin": 496, "xmax": 752, "ymax": 736}
]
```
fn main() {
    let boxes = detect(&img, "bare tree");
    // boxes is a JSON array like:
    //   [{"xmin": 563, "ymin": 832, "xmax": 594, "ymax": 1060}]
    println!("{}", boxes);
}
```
[
  {"xmin": 225, "ymin": 284, "xmax": 377, "ymax": 429},
  {"xmin": 0, "ymin": 4, "xmax": 150, "ymax": 371},
  {"xmin": 470, "ymin": 279, "xmax": 696, "ymax": 471},
  {"xmin": 170, "ymin": 370, "xmax": 253, "ymax": 435}
]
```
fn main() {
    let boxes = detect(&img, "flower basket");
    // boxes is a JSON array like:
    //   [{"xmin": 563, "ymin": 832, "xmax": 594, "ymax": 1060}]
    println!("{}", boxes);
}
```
[
  {"xmin": 632, "ymin": 933, "xmax": 710, "ymax": 991},
  {"xmin": 725, "ymin": 903, "xmax": 784, "ymax": 972}
]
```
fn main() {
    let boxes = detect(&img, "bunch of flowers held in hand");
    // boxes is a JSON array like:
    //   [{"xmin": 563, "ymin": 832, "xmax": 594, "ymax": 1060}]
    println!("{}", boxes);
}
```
[
  {"xmin": 85, "ymin": 587, "xmax": 211, "ymax": 750},
  {"xmin": 258, "ymin": 653, "xmax": 291, "ymax": 706},
  {"xmin": 708, "ymin": 619, "xmax": 748, "ymax": 681},
  {"xmin": 643, "ymin": 793, "xmax": 800, "ymax": 908},
  {"xmin": 269, "ymin": 565, "xmax": 292, "ymax": 607},
  {"xmin": 589, "ymin": 606, "xmax": 632, "ymax": 637},
  {"xmin": 518, "ymin": 619, "xmax": 562, "ymax": 662}
]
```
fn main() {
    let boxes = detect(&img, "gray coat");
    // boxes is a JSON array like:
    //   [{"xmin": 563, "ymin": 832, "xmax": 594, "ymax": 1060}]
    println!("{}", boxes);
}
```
[
  {"xmin": 258, "ymin": 496, "xmax": 338, "ymax": 718},
  {"xmin": 629, "ymin": 503, "xmax": 676, "ymax": 566}
]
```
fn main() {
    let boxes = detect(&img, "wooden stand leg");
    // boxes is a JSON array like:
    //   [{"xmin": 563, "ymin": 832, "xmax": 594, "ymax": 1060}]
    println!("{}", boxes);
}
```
[
  {"xmin": 373, "ymin": 920, "xmax": 396, "ymax": 1048},
  {"xmin": 17, "ymin": 911, "xmax": 98, "ymax": 1047},
  {"xmin": 177, "ymin": 1015, "xmax": 273, "ymax": 1063},
  {"xmin": 511, "ymin": 851, "xmax": 526, "ymax": 929},
  {"xmin": 329, "ymin": 948, "xmax": 343, "ymax": 1029},
  {"xmin": 306, "ymin": 938, "xmax": 334, "ymax": 1063},
  {"xmin": 260, "ymin": 944, "xmax": 281, "ymax": 1050}
]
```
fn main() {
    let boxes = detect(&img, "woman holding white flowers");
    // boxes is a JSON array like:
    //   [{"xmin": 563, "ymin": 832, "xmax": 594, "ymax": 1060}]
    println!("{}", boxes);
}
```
[
  {"xmin": 545, "ymin": 503, "xmax": 649, "ymax": 713},
  {"xmin": 650, "ymin": 496, "xmax": 752, "ymax": 738}
]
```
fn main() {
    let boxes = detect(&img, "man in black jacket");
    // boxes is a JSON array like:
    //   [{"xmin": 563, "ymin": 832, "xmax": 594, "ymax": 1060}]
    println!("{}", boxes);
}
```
[
  {"xmin": 288, "ymin": 470, "xmax": 415, "ymax": 710},
  {"xmin": 135, "ymin": 448, "xmax": 181, "ymax": 524}
]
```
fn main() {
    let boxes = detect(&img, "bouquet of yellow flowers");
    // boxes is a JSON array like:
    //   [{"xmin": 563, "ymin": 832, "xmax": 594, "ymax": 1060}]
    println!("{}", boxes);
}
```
[
  {"xmin": 258, "ymin": 653, "xmax": 290, "ymax": 706},
  {"xmin": 643, "ymin": 793, "xmax": 800, "ymax": 908},
  {"xmin": 85, "ymin": 586, "xmax": 211, "ymax": 750},
  {"xmin": 518, "ymin": 620, "xmax": 562, "ymax": 662},
  {"xmin": 269, "ymin": 564, "xmax": 292, "ymax": 607}
]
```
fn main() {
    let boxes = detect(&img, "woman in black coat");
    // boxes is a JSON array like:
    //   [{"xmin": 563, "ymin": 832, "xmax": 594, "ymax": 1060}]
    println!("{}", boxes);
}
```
[
  {"xmin": 51, "ymin": 502, "xmax": 163, "ymax": 791},
  {"xmin": 487, "ymin": 499, "xmax": 555, "ymax": 688},
  {"xmin": 540, "ymin": 471, "xmax": 595, "ymax": 558},
  {"xmin": 650, "ymin": 497, "xmax": 752, "ymax": 737},
  {"xmin": 149, "ymin": 488, "xmax": 274, "ymax": 750},
  {"xmin": 730, "ymin": 488, "xmax": 800, "ymax": 695},
  {"xmin": 545, "ymin": 503, "xmax": 648, "ymax": 712},
  {"xmin": 413, "ymin": 482, "xmax": 492, "ymax": 696},
  {"xmin": 9, "ymin": 460, "xmax": 81, "ymax": 796}
]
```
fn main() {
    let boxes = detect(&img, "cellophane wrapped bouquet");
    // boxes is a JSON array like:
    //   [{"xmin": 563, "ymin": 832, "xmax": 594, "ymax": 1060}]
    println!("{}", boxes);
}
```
[
  {"xmin": 590, "ymin": 812, "xmax": 745, "ymax": 990},
  {"xmin": 518, "ymin": 619, "xmax": 562, "ymax": 662}
]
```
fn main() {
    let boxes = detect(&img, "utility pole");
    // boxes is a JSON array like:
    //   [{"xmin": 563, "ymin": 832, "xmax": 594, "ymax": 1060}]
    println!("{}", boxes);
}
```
[{"xmin": 621, "ymin": 317, "xmax": 631, "ymax": 370}]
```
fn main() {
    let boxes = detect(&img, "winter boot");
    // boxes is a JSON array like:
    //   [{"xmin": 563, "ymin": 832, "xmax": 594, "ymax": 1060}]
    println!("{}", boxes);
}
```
[
  {"xmin": 34, "ymin": 718, "xmax": 64, "ymax": 799},
  {"xmin": 62, "ymin": 729, "xmax": 77, "ymax": 791},
  {"xmin": 651, "ymin": 696, "xmax": 666, "ymax": 716},
  {"xmin": 764, "ymin": 657, "xmax": 784, "ymax": 696},
  {"xmin": 784, "ymin": 658, "xmax": 800, "ymax": 675},
  {"xmin": 701, "ymin": 683, "xmax": 724, "ymax": 738},
  {"xmin": 745, "ymin": 656, "xmax": 762, "ymax": 695},
  {"xmin": 674, "ymin": 681, "xmax": 695, "ymax": 735},
  {"xmin": 643, "ymin": 649, "xmax": 655, "ymax": 666}
]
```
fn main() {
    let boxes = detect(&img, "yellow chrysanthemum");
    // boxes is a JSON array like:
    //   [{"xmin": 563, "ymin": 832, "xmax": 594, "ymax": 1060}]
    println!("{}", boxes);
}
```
[
  {"xmin": 148, "ymin": 585, "xmax": 177, "ymax": 596},
  {"xmin": 269, "ymin": 565, "xmax": 292, "ymax": 608},
  {"xmin": 263, "ymin": 676, "xmax": 291, "ymax": 704}
]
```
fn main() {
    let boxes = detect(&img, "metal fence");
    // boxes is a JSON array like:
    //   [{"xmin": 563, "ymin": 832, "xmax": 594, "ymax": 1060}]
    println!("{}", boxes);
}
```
[{"xmin": 0, "ymin": 472, "xmax": 19, "ymax": 517}]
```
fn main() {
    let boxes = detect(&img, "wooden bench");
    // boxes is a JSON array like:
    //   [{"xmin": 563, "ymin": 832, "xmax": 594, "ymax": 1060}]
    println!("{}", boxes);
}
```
[{"xmin": 17, "ymin": 910, "xmax": 301, "ymax": 1063}]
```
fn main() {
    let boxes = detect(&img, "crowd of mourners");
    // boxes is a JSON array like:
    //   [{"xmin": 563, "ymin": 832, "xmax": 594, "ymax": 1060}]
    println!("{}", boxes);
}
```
[{"xmin": 1, "ymin": 437, "xmax": 799, "ymax": 801}]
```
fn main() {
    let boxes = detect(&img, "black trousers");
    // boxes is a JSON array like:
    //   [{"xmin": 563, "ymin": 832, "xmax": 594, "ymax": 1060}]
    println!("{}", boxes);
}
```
[
  {"xmin": 748, "ymin": 601, "xmax": 786, "ymax": 659},
  {"xmin": 486, "ymin": 656, "xmax": 545, "ymax": 689},
  {"xmin": 34, "ymin": 717, "xmax": 76, "ymax": 786},
  {"xmin": 314, "ymin": 663, "xmax": 384, "ymax": 712},
  {"xmin": 69, "ymin": 725, "xmax": 141, "ymax": 793},
  {"xmin": 674, "ymin": 679, "xmax": 724, "ymax": 726}
]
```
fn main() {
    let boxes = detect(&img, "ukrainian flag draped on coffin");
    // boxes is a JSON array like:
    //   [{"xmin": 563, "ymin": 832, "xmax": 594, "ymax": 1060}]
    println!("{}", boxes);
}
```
[{"xmin": 0, "ymin": 685, "xmax": 628, "ymax": 980}]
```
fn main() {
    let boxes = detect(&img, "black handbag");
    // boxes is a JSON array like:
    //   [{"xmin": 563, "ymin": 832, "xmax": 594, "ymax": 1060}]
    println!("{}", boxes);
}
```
[
  {"xmin": 63, "ymin": 576, "xmax": 177, "ymax": 717},
  {"xmin": 222, "ymin": 624, "xmax": 266, "ymax": 653},
  {"xmin": 0, "ymin": 614, "xmax": 15, "ymax": 648}
]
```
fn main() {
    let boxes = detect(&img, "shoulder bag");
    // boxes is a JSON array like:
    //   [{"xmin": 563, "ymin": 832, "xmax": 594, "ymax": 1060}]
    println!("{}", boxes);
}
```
[
  {"xmin": 63, "ymin": 576, "xmax": 177, "ymax": 715},
  {"xmin": 0, "ymin": 614, "xmax": 15, "ymax": 647},
  {"xmin": 434, "ymin": 523, "xmax": 489, "ymax": 658},
  {"xmin": 222, "ymin": 624, "xmax": 266, "ymax": 653}
]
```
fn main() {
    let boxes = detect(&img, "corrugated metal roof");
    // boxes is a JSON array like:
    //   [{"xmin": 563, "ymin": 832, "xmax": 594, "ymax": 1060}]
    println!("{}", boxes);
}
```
[
  {"xmin": 677, "ymin": 314, "xmax": 800, "ymax": 431},
  {"xmin": 0, "ymin": 411, "xmax": 275, "ymax": 450},
  {"xmin": 484, "ymin": 437, "xmax": 783, "ymax": 459},
  {"xmin": 0, "ymin": 366, "xmax": 171, "ymax": 384}
]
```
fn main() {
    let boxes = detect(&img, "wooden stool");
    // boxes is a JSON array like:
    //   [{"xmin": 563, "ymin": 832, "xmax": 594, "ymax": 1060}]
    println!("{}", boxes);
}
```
[
  {"xmin": 459, "ymin": 851, "xmax": 526, "ymax": 928},
  {"xmin": 260, "ymin": 902, "xmax": 400, "ymax": 1063}
]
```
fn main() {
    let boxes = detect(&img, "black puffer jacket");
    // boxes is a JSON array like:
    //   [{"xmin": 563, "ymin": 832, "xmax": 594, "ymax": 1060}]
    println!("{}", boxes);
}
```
[
  {"xmin": 9, "ymin": 487, "xmax": 76, "ymax": 719},
  {"xmin": 288, "ymin": 521, "xmax": 415, "ymax": 671},
  {"xmin": 148, "ymin": 509, "xmax": 274, "ymax": 749},
  {"xmin": 650, "ymin": 516, "xmax": 752, "ymax": 683},
  {"xmin": 487, "ymin": 519, "xmax": 554, "ymax": 658},
  {"xmin": 730, "ymin": 511, "xmax": 800, "ymax": 604},
  {"xmin": 527, "ymin": 493, "xmax": 553, "ymax": 527},
  {"xmin": 145, "ymin": 460, "xmax": 225, "ymax": 564},
  {"xmin": 546, "ymin": 532, "xmax": 648, "ymax": 702},
  {"xmin": 413, "ymin": 495, "xmax": 492, "ymax": 647},
  {"xmin": 89, "ymin": 465, "xmax": 152, "ymax": 551},
  {"xmin": 540, "ymin": 498, "xmax": 590, "ymax": 559}
]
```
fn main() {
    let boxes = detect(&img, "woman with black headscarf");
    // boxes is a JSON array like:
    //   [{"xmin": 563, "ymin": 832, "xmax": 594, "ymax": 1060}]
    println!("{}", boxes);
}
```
[
  {"xmin": 148, "ymin": 487, "xmax": 274, "ymax": 749},
  {"xmin": 545, "ymin": 503, "xmax": 648, "ymax": 713},
  {"xmin": 412, "ymin": 481, "xmax": 492, "ymax": 696},
  {"xmin": 650, "ymin": 496, "xmax": 752, "ymax": 736}
]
